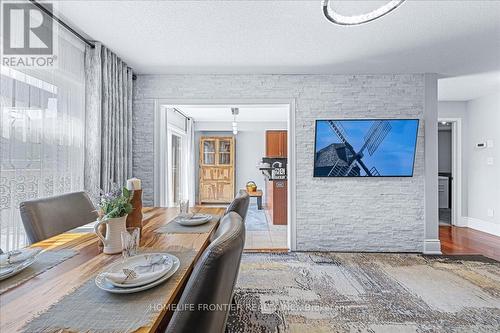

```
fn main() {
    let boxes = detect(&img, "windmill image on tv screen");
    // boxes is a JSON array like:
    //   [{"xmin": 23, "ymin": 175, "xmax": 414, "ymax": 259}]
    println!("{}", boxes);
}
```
[{"xmin": 314, "ymin": 119, "xmax": 419, "ymax": 177}]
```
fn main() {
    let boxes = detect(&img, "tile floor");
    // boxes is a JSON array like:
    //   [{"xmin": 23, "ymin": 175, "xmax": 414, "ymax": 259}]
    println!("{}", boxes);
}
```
[{"xmin": 244, "ymin": 204, "xmax": 287, "ymax": 250}]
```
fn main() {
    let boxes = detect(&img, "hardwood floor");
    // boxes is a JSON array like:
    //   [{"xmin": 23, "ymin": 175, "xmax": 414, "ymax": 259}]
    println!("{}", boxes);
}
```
[{"xmin": 440, "ymin": 225, "xmax": 500, "ymax": 261}]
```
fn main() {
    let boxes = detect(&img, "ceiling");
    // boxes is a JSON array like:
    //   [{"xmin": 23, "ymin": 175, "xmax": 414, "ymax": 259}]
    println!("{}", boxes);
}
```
[
  {"xmin": 438, "ymin": 71, "xmax": 500, "ymax": 101},
  {"xmin": 55, "ymin": 1, "xmax": 500, "ymax": 100},
  {"xmin": 175, "ymin": 105, "xmax": 288, "ymax": 122}
]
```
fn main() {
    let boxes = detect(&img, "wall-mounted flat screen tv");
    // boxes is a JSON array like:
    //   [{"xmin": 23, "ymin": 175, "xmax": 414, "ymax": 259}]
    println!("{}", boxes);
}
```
[{"xmin": 314, "ymin": 119, "xmax": 419, "ymax": 177}]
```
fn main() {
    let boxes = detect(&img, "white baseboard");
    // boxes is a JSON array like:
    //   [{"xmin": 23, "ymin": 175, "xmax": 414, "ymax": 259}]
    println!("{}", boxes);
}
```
[
  {"xmin": 423, "ymin": 239, "xmax": 442, "ymax": 254},
  {"xmin": 464, "ymin": 217, "xmax": 500, "ymax": 236},
  {"xmin": 454, "ymin": 215, "xmax": 468, "ymax": 227}
]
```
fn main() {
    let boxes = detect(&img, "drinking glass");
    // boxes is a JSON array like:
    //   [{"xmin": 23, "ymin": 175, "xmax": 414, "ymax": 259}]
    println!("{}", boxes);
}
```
[
  {"xmin": 121, "ymin": 227, "xmax": 140, "ymax": 260},
  {"xmin": 179, "ymin": 200, "xmax": 190, "ymax": 218}
]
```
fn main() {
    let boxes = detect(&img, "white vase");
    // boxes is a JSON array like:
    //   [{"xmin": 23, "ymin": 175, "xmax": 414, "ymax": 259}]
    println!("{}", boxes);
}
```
[{"xmin": 94, "ymin": 215, "xmax": 128, "ymax": 254}]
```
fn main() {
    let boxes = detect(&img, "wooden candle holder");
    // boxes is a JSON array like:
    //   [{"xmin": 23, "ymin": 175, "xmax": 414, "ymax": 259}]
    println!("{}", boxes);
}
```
[{"xmin": 126, "ymin": 189, "xmax": 143, "ymax": 235}]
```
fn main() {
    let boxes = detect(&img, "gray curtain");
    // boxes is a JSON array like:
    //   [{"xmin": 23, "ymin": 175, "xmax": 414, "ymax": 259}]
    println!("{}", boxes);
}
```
[{"xmin": 84, "ymin": 42, "xmax": 133, "ymax": 197}]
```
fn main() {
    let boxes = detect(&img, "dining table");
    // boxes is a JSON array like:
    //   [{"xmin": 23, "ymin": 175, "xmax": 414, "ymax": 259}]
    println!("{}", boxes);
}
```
[{"xmin": 0, "ymin": 206, "xmax": 224, "ymax": 333}]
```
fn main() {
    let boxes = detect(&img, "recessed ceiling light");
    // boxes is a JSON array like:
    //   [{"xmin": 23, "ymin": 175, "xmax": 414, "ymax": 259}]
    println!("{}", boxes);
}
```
[{"xmin": 323, "ymin": 0, "xmax": 406, "ymax": 26}]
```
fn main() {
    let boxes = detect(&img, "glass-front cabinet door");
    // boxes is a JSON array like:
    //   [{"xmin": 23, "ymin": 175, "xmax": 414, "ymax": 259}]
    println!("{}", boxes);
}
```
[
  {"xmin": 218, "ymin": 139, "xmax": 231, "ymax": 165},
  {"xmin": 202, "ymin": 139, "xmax": 216, "ymax": 165}
]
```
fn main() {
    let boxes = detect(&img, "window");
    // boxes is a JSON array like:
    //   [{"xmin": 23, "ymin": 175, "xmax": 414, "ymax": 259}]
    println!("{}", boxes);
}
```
[
  {"xmin": 170, "ymin": 134, "xmax": 182, "ymax": 205},
  {"xmin": 0, "ymin": 30, "xmax": 85, "ymax": 251}
]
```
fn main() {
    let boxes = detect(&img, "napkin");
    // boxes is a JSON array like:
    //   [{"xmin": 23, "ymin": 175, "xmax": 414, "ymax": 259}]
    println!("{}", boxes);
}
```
[
  {"xmin": 103, "ymin": 266, "xmax": 168, "ymax": 285},
  {"xmin": 0, "ymin": 248, "xmax": 41, "ymax": 267}
]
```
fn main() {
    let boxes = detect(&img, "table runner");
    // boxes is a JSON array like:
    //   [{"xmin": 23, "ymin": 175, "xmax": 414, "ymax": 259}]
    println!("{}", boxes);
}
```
[
  {"xmin": 0, "ymin": 249, "xmax": 78, "ymax": 294},
  {"xmin": 155, "ymin": 215, "xmax": 220, "ymax": 234},
  {"xmin": 21, "ymin": 248, "xmax": 197, "ymax": 333}
]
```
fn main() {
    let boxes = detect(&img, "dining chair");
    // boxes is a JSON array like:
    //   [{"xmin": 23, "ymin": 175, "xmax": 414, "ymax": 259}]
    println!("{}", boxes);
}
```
[
  {"xmin": 20, "ymin": 191, "xmax": 98, "ymax": 244},
  {"xmin": 224, "ymin": 190, "xmax": 250, "ymax": 221},
  {"xmin": 165, "ymin": 212, "xmax": 245, "ymax": 333}
]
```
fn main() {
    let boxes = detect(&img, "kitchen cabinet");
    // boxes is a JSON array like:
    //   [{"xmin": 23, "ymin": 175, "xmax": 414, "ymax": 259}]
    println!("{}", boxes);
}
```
[
  {"xmin": 199, "ymin": 136, "xmax": 235, "ymax": 203},
  {"xmin": 266, "ymin": 130, "xmax": 287, "ymax": 158},
  {"xmin": 265, "ymin": 179, "xmax": 287, "ymax": 225}
]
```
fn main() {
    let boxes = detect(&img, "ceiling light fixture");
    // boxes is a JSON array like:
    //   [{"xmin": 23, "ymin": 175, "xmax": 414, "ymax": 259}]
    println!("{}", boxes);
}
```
[
  {"xmin": 231, "ymin": 107, "xmax": 239, "ymax": 135},
  {"xmin": 322, "ymin": 0, "xmax": 406, "ymax": 26}
]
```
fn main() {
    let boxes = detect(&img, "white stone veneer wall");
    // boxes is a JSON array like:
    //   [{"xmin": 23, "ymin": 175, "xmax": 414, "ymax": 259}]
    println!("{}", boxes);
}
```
[{"xmin": 133, "ymin": 74, "xmax": 426, "ymax": 252}]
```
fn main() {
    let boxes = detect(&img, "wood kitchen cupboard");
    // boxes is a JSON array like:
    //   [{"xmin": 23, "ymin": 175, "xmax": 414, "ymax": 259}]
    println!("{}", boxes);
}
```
[
  {"xmin": 265, "ymin": 179, "xmax": 287, "ymax": 225},
  {"xmin": 199, "ymin": 136, "xmax": 235, "ymax": 203},
  {"xmin": 266, "ymin": 130, "xmax": 287, "ymax": 158}
]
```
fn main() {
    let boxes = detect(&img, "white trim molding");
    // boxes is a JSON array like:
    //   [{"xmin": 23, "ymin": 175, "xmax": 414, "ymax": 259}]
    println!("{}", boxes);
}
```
[
  {"xmin": 424, "ymin": 74, "xmax": 442, "ymax": 254},
  {"xmin": 423, "ymin": 239, "xmax": 442, "ymax": 255},
  {"xmin": 464, "ymin": 217, "xmax": 500, "ymax": 236},
  {"xmin": 152, "ymin": 98, "xmax": 297, "ymax": 251},
  {"xmin": 438, "ymin": 117, "xmax": 463, "ymax": 227}
]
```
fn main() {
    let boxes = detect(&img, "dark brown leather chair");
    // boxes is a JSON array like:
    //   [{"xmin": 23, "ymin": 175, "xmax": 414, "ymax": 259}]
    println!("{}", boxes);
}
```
[
  {"xmin": 20, "ymin": 191, "xmax": 98, "ymax": 244},
  {"xmin": 224, "ymin": 190, "xmax": 250, "ymax": 221},
  {"xmin": 165, "ymin": 212, "xmax": 245, "ymax": 333}
]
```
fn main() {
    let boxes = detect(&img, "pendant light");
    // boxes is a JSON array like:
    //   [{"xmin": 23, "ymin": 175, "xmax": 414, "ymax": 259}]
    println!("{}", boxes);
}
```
[{"xmin": 231, "ymin": 107, "xmax": 239, "ymax": 135}]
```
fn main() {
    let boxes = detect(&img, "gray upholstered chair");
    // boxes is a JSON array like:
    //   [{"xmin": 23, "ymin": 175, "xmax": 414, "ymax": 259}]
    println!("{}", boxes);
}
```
[
  {"xmin": 20, "ymin": 191, "xmax": 98, "ymax": 244},
  {"xmin": 165, "ymin": 212, "xmax": 245, "ymax": 333},
  {"xmin": 224, "ymin": 190, "xmax": 250, "ymax": 221}
]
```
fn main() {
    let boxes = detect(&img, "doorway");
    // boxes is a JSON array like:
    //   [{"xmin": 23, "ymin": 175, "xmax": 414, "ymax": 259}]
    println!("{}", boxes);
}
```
[
  {"xmin": 154, "ymin": 101, "xmax": 296, "ymax": 251},
  {"xmin": 167, "ymin": 127, "xmax": 186, "ymax": 207},
  {"xmin": 437, "ymin": 118, "xmax": 463, "ymax": 227}
]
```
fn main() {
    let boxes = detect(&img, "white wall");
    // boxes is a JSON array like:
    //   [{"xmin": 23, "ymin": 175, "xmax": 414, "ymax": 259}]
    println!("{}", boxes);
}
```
[
  {"xmin": 438, "ymin": 101, "xmax": 468, "ymax": 217},
  {"xmin": 234, "ymin": 123, "xmax": 286, "ymax": 197},
  {"xmin": 438, "ymin": 94, "xmax": 500, "ymax": 235},
  {"xmin": 133, "ymin": 74, "xmax": 431, "ymax": 252},
  {"xmin": 465, "ymin": 93, "xmax": 500, "ymax": 235}
]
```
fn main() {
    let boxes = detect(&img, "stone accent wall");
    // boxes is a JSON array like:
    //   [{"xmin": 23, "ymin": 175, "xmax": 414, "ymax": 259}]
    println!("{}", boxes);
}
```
[{"xmin": 133, "ymin": 74, "xmax": 425, "ymax": 251}]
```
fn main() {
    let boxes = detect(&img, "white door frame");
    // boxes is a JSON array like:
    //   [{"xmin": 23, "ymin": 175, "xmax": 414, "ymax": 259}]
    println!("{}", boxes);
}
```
[
  {"xmin": 153, "ymin": 98, "xmax": 297, "ymax": 251},
  {"xmin": 166, "ymin": 124, "xmax": 188, "ymax": 207},
  {"xmin": 438, "ymin": 117, "xmax": 463, "ymax": 226}
]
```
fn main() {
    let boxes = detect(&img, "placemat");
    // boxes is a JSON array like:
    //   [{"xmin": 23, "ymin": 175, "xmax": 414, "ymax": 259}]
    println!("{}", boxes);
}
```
[
  {"xmin": 0, "ymin": 249, "xmax": 78, "ymax": 294},
  {"xmin": 154, "ymin": 214, "xmax": 220, "ymax": 234},
  {"xmin": 21, "ymin": 248, "xmax": 197, "ymax": 333}
]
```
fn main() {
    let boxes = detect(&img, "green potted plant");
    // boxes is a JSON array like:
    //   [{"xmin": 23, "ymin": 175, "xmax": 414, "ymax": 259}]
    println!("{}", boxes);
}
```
[{"xmin": 94, "ymin": 187, "xmax": 133, "ymax": 254}]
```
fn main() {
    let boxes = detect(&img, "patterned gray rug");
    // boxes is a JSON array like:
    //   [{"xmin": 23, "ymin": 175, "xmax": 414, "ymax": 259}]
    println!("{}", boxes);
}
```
[{"xmin": 226, "ymin": 252, "xmax": 500, "ymax": 332}]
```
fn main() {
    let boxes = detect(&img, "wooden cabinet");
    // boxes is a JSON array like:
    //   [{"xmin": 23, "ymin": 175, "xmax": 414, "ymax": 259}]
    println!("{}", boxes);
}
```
[
  {"xmin": 266, "ymin": 130, "xmax": 287, "ymax": 158},
  {"xmin": 265, "ymin": 179, "xmax": 287, "ymax": 225},
  {"xmin": 199, "ymin": 136, "xmax": 235, "ymax": 203}
]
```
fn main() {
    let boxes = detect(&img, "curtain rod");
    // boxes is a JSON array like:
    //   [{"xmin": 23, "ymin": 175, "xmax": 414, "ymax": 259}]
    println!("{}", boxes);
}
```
[{"xmin": 29, "ymin": 0, "xmax": 96, "ymax": 48}]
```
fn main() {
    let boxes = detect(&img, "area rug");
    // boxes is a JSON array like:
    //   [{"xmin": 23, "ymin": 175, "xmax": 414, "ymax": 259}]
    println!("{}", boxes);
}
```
[
  {"xmin": 245, "ymin": 203, "xmax": 269, "ymax": 231},
  {"xmin": 226, "ymin": 252, "xmax": 500, "ymax": 333}
]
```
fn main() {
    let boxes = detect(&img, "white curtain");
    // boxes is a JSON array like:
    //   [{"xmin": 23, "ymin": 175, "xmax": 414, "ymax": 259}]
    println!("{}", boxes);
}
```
[
  {"xmin": 84, "ymin": 43, "xmax": 133, "ymax": 198},
  {"xmin": 0, "ymin": 31, "xmax": 86, "ymax": 251},
  {"xmin": 186, "ymin": 118, "xmax": 196, "ymax": 206}
]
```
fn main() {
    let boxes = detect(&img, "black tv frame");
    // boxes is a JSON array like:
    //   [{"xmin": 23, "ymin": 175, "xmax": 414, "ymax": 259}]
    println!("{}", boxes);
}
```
[{"xmin": 313, "ymin": 118, "xmax": 420, "ymax": 178}]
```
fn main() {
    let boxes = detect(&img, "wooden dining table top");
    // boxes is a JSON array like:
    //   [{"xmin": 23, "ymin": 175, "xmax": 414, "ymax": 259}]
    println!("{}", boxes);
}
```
[{"xmin": 0, "ymin": 206, "xmax": 224, "ymax": 333}]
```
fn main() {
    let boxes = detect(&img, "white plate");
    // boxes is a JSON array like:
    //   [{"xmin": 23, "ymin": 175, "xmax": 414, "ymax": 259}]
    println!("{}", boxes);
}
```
[
  {"xmin": 176, "ymin": 214, "xmax": 212, "ymax": 226},
  {"xmin": 95, "ymin": 254, "xmax": 180, "ymax": 294},
  {"xmin": 105, "ymin": 253, "xmax": 174, "ymax": 288},
  {"xmin": 0, "ymin": 255, "xmax": 38, "ymax": 281}
]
